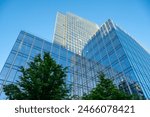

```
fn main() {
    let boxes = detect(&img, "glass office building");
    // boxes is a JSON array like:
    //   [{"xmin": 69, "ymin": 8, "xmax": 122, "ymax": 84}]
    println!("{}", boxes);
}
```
[
  {"xmin": 82, "ymin": 19, "xmax": 149, "ymax": 99},
  {"xmin": 0, "ymin": 12, "xmax": 150, "ymax": 99},
  {"xmin": 0, "ymin": 31, "xmax": 105, "ymax": 99}
]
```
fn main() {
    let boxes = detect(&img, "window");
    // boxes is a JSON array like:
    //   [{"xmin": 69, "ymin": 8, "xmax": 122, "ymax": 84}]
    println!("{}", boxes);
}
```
[
  {"xmin": 23, "ymin": 35, "xmax": 34, "ymax": 45},
  {"xmin": 31, "ymin": 48, "xmax": 41, "ymax": 58},
  {"xmin": 7, "ymin": 53, "xmax": 15, "ymax": 64},
  {"xmin": 33, "ymin": 38, "xmax": 43, "ymax": 48},
  {"xmin": 51, "ymin": 44, "xmax": 60, "ymax": 55},
  {"xmin": 12, "ymin": 42, "xmax": 20, "ymax": 51},
  {"xmin": 43, "ymin": 41, "xmax": 51, "ymax": 52},
  {"xmin": 14, "ymin": 55, "xmax": 27, "ymax": 66},
  {"xmin": 7, "ymin": 69, "xmax": 17, "ymax": 82},
  {"xmin": 1, "ymin": 67, "xmax": 9, "ymax": 77},
  {"xmin": 112, "ymin": 62, "xmax": 122, "ymax": 73},
  {"xmin": 60, "ymin": 47, "xmax": 67, "ymax": 58},
  {"xmin": 59, "ymin": 58, "xmax": 66, "ymax": 68},
  {"xmin": 120, "ymin": 58, "xmax": 130, "ymax": 70},
  {"xmin": 20, "ymin": 44, "xmax": 31, "ymax": 55},
  {"xmin": 116, "ymin": 47, "xmax": 125, "ymax": 58},
  {"xmin": 17, "ymin": 32, "xmax": 24, "ymax": 41}
]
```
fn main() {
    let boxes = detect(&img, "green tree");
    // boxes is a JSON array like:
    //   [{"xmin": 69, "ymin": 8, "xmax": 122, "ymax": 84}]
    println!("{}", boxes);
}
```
[
  {"xmin": 82, "ymin": 73, "xmax": 138, "ymax": 100},
  {"xmin": 3, "ymin": 52, "xmax": 69, "ymax": 100}
]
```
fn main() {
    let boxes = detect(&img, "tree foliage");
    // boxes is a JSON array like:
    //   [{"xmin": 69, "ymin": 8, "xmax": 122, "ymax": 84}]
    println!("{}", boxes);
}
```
[
  {"xmin": 82, "ymin": 73, "xmax": 138, "ymax": 100},
  {"xmin": 3, "ymin": 52, "xmax": 69, "ymax": 100}
]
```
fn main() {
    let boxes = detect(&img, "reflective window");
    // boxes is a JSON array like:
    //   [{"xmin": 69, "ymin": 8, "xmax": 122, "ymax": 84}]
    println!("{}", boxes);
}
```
[
  {"xmin": 20, "ymin": 44, "xmax": 31, "ymax": 55},
  {"xmin": 12, "ymin": 42, "xmax": 20, "ymax": 51},
  {"xmin": 120, "ymin": 58, "xmax": 130, "ymax": 70},
  {"xmin": 60, "ymin": 47, "xmax": 67, "ymax": 58},
  {"xmin": 23, "ymin": 35, "xmax": 34, "ymax": 45},
  {"xmin": 51, "ymin": 44, "xmax": 60, "ymax": 55},
  {"xmin": 43, "ymin": 41, "xmax": 51, "ymax": 52},
  {"xmin": 7, "ymin": 69, "xmax": 17, "ymax": 82},
  {"xmin": 0, "ymin": 67, "xmax": 9, "ymax": 77},
  {"xmin": 34, "ymin": 38, "xmax": 43, "ymax": 48},
  {"xmin": 6, "ymin": 53, "xmax": 15, "ymax": 64},
  {"xmin": 31, "ymin": 48, "xmax": 41, "ymax": 58},
  {"xmin": 17, "ymin": 32, "xmax": 24, "ymax": 41}
]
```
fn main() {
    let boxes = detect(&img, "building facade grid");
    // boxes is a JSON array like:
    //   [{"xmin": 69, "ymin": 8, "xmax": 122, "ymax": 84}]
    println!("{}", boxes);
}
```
[{"xmin": 0, "ymin": 12, "xmax": 150, "ymax": 99}]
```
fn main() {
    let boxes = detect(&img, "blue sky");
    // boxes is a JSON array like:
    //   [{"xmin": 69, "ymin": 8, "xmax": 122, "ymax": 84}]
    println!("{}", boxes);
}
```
[{"xmin": 0, "ymin": 0, "xmax": 150, "ymax": 71}]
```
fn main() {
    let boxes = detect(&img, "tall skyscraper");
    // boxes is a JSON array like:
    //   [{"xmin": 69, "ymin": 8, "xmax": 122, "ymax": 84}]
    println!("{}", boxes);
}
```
[
  {"xmin": 0, "ymin": 12, "xmax": 149, "ymax": 99},
  {"xmin": 53, "ymin": 12, "xmax": 99, "ymax": 55}
]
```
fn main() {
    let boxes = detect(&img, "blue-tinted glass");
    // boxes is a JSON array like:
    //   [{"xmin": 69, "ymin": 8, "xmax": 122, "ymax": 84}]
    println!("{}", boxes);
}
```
[
  {"xmin": 60, "ymin": 47, "xmax": 67, "ymax": 58},
  {"xmin": 31, "ymin": 48, "xmax": 41, "ymax": 57},
  {"xmin": 17, "ymin": 32, "xmax": 24, "ymax": 41},
  {"xmin": 14, "ymin": 55, "xmax": 27, "ymax": 66},
  {"xmin": 34, "ymin": 38, "xmax": 43, "ymax": 48},
  {"xmin": 7, "ymin": 69, "xmax": 17, "ymax": 82},
  {"xmin": 6, "ymin": 53, "xmax": 15, "ymax": 64},
  {"xmin": 19, "ymin": 44, "xmax": 31, "ymax": 55},
  {"xmin": 12, "ymin": 41, "xmax": 20, "ymax": 51},
  {"xmin": 43, "ymin": 41, "xmax": 51, "ymax": 52},
  {"xmin": 0, "ymin": 66, "xmax": 9, "ymax": 77},
  {"xmin": 23, "ymin": 35, "xmax": 34, "ymax": 45},
  {"xmin": 51, "ymin": 44, "xmax": 60, "ymax": 55}
]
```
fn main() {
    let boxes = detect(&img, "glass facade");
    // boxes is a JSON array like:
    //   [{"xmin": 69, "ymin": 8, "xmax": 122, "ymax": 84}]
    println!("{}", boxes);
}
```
[
  {"xmin": 0, "ymin": 13, "xmax": 150, "ymax": 99},
  {"xmin": 0, "ymin": 31, "xmax": 52, "ymax": 99},
  {"xmin": 82, "ymin": 19, "xmax": 148, "ymax": 99},
  {"xmin": 0, "ymin": 31, "xmax": 104, "ymax": 99},
  {"xmin": 115, "ymin": 26, "xmax": 150, "ymax": 99}
]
